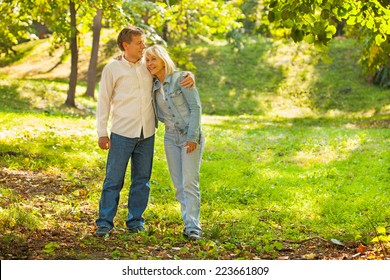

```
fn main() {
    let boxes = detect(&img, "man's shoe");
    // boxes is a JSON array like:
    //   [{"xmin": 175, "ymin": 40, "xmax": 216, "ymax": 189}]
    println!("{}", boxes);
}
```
[
  {"xmin": 183, "ymin": 230, "xmax": 201, "ymax": 241},
  {"xmin": 96, "ymin": 226, "xmax": 110, "ymax": 237},
  {"xmin": 127, "ymin": 226, "xmax": 145, "ymax": 233}
]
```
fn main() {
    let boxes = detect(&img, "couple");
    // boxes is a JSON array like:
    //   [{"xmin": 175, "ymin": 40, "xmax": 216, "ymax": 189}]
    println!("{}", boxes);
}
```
[{"xmin": 95, "ymin": 26, "xmax": 204, "ymax": 241}]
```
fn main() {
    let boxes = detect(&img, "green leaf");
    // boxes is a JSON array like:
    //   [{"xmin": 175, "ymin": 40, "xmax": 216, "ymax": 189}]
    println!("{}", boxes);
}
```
[
  {"xmin": 313, "ymin": 22, "xmax": 323, "ymax": 34},
  {"xmin": 376, "ymin": 226, "xmax": 386, "ymax": 235},
  {"xmin": 268, "ymin": 11, "xmax": 275, "ymax": 23},
  {"xmin": 321, "ymin": 9, "xmax": 330, "ymax": 19},
  {"xmin": 375, "ymin": 34, "xmax": 386, "ymax": 45},
  {"xmin": 318, "ymin": 31, "xmax": 328, "ymax": 42},
  {"xmin": 292, "ymin": 29, "xmax": 304, "ymax": 42},
  {"xmin": 43, "ymin": 242, "xmax": 60, "ymax": 254},
  {"xmin": 346, "ymin": 16, "xmax": 356, "ymax": 25},
  {"xmin": 381, "ymin": 23, "xmax": 390, "ymax": 35},
  {"xmin": 281, "ymin": 10, "xmax": 290, "ymax": 21},
  {"xmin": 283, "ymin": 19, "xmax": 294, "ymax": 28},
  {"xmin": 326, "ymin": 25, "xmax": 337, "ymax": 35},
  {"xmin": 269, "ymin": 1, "xmax": 278, "ymax": 8},
  {"xmin": 337, "ymin": 7, "xmax": 348, "ymax": 17},
  {"xmin": 366, "ymin": 19, "xmax": 375, "ymax": 29},
  {"xmin": 300, "ymin": 4, "xmax": 312, "ymax": 14},
  {"xmin": 314, "ymin": 39, "xmax": 329, "ymax": 51},
  {"xmin": 304, "ymin": 33, "xmax": 315, "ymax": 44}
]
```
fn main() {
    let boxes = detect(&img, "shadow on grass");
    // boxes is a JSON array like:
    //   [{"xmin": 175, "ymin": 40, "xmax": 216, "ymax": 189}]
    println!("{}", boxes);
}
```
[
  {"xmin": 193, "ymin": 40, "xmax": 283, "ymax": 116},
  {"xmin": 0, "ymin": 144, "xmax": 70, "ymax": 176},
  {"xmin": 310, "ymin": 40, "xmax": 390, "ymax": 114},
  {"xmin": 0, "ymin": 80, "xmax": 94, "ymax": 118},
  {"xmin": 201, "ymin": 115, "xmax": 390, "ymax": 241},
  {"xmin": 0, "ymin": 84, "xmax": 31, "ymax": 111},
  {"xmin": 0, "ymin": 40, "xmax": 43, "ymax": 68}
]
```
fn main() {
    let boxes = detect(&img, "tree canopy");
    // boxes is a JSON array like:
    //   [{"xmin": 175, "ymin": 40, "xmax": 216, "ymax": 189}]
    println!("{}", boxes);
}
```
[{"xmin": 1, "ymin": 0, "xmax": 390, "ymax": 106}]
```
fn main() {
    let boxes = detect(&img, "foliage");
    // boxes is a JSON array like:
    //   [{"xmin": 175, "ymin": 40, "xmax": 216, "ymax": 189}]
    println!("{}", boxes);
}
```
[
  {"xmin": 134, "ymin": 0, "xmax": 244, "ymax": 69},
  {"xmin": 0, "ymin": 1, "xmax": 34, "ymax": 55},
  {"xmin": 0, "ymin": 0, "xmax": 126, "ymax": 107},
  {"xmin": 0, "ymin": 0, "xmax": 124, "ymax": 52},
  {"xmin": 235, "ymin": 0, "xmax": 261, "ymax": 34},
  {"xmin": 0, "ymin": 202, "xmax": 42, "ymax": 231},
  {"xmin": 2, "ymin": 0, "xmax": 390, "ymax": 109},
  {"xmin": 268, "ymin": 0, "xmax": 390, "ymax": 46},
  {"xmin": 267, "ymin": 0, "xmax": 390, "ymax": 83},
  {"xmin": 1, "ymin": 35, "xmax": 388, "ymax": 116},
  {"xmin": 357, "ymin": 26, "xmax": 390, "ymax": 86}
]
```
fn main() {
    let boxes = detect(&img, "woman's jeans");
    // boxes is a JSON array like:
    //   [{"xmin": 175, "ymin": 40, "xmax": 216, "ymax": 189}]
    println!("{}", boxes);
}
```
[
  {"xmin": 96, "ymin": 132, "xmax": 155, "ymax": 230},
  {"xmin": 164, "ymin": 129, "xmax": 205, "ymax": 233}
]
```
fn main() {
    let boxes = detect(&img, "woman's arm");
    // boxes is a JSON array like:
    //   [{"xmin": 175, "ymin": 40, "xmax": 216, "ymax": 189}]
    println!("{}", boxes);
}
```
[{"xmin": 179, "ymin": 73, "xmax": 202, "ymax": 145}]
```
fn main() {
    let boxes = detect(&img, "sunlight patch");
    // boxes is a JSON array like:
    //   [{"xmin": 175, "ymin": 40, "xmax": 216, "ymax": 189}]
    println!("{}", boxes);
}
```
[
  {"xmin": 294, "ymin": 134, "xmax": 364, "ymax": 166},
  {"xmin": 294, "ymin": 148, "xmax": 340, "ymax": 166}
]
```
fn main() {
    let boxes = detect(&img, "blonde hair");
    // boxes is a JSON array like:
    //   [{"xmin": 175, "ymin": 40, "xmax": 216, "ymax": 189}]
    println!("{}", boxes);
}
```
[{"xmin": 145, "ymin": 45, "xmax": 176, "ymax": 76}]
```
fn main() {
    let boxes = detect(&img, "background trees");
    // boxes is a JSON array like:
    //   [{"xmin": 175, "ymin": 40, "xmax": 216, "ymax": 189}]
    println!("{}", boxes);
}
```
[
  {"xmin": 266, "ymin": 0, "xmax": 390, "ymax": 87},
  {"xmin": 1, "ymin": 0, "xmax": 389, "ymax": 107}
]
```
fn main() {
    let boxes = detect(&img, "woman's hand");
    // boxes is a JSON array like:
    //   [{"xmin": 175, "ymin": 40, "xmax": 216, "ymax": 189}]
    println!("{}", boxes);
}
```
[{"xmin": 184, "ymin": 141, "xmax": 197, "ymax": 154}]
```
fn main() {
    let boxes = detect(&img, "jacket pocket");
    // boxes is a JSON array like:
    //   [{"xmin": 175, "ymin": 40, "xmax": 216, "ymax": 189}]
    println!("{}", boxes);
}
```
[{"xmin": 169, "ymin": 90, "xmax": 187, "ymax": 106}]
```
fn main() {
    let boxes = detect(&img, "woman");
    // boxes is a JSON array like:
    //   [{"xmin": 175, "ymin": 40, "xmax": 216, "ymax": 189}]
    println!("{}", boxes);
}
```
[{"xmin": 145, "ymin": 45, "xmax": 204, "ymax": 240}]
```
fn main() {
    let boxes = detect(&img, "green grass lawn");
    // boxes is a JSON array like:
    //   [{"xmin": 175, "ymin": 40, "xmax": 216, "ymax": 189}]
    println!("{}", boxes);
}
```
[{"xmin": 0, "ymin": 35, "xmax": 389, "ymax": 260}]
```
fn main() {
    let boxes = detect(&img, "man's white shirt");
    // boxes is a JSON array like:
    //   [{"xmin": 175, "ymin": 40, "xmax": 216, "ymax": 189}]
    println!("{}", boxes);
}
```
[{"xmin": 97, "ymin": 55, "xmax": 155, "ymax": 139}]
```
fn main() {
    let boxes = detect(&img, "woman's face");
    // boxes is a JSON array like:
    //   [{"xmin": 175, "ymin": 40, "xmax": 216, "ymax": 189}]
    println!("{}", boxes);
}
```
[{"xmin": 146, "ymin": 53, "xmax": 165, "ymax": 77}]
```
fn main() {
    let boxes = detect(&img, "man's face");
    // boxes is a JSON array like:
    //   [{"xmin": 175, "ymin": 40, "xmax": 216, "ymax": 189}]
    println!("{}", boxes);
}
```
[{"xmin": 123, "ymin": 34, "xmax": 146, "ymax": 63}]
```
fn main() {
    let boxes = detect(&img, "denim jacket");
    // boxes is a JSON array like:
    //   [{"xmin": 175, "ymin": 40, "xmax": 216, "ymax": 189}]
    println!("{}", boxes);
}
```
[{"xmin": 152, "ymin": 71, "xmax": 202, "ymax": 143}]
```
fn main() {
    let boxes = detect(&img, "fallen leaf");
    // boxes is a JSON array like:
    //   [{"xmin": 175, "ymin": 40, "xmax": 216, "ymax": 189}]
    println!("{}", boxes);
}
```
[
  {"xmin": 357, "ymin": 244, "xmax": 367, "ymax": 254},
  {"xmin": 303, "ymin": 253, "xmax": 316, "ymax": 260},
  {"xmin": 331, "ymin": 238, "xmax": 344, "ymax": 246}
]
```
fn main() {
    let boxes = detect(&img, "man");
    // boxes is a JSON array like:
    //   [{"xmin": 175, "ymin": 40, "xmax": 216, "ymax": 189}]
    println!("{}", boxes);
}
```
[{"xmin": 95, "ymin": 26, "xmax": 194, "ymax": 237}]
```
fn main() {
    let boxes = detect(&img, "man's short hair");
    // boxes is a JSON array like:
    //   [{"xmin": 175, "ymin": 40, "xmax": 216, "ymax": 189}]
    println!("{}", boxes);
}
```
[{"xmin": 117, "ymin": 26, "xmax": 144, "ymax": 51}]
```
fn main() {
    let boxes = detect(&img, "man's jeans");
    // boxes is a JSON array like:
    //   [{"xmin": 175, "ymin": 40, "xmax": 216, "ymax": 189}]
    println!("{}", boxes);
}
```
[
  {"xmin": 96, "ymin": 132, "xmax": 155, "ymax": 230},
  {"xmin": 164, "ymin": 130, "xmax": 205, "ymax": 233}
]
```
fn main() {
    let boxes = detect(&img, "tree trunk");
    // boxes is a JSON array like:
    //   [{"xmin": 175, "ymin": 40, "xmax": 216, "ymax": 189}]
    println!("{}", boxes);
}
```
[
  {"xmin": 65, "ymin": 1, "xmax": 78, "ymax": 107},
  {"xmin": 85, "ymin": 8, "xmax": 103, "ymax": 98}
]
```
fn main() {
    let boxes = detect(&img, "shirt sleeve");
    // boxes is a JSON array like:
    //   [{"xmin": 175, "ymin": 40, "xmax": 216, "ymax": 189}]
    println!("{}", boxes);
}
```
[
  {"xmin": 179, "ymin": 73, "xmax": 202, "ymax": 143},
  {"xmin": 96, "ymin": 65, "xmax": 114, "ymax": 137}
]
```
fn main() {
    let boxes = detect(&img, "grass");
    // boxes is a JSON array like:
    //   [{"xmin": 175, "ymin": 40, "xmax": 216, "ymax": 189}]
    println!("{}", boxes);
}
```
[{"xmin": 0, "ymin": 34, "xmax": 389, "ymax": 260}]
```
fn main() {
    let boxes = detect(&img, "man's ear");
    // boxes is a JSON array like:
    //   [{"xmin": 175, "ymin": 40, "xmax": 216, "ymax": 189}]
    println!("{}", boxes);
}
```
[{"xmin": 122, "ymin": 42, "xmax": 128, "ymax": 51}]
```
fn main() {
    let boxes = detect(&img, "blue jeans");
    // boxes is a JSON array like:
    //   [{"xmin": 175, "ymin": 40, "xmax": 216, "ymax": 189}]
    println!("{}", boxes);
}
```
[
  {"xmin": 96, "ymin": 132, "xmax": 154, "ymax": 230},
  {"xmin": 164, "ymin": 129, "xmax": 205, "ymax": 233}
]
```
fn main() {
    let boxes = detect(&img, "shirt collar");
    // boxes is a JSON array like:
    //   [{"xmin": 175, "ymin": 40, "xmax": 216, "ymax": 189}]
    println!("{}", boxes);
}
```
[
  {"xmin": 122, "ymin": 54, "xmax": 142, "ymax": 66},
  {"xmin": 152, "ymin": 73, "xmax": 172, "ymax": 91},
  {"xmin": 152, "ymin": 79, "xmax": 162, "ymax": 91}
]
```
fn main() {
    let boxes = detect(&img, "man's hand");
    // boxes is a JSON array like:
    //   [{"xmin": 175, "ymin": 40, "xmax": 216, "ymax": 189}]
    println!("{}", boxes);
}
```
[
  {"xmin": 184, "ymin": 141, "xmax": 197, "ymax": 154},
  {"xmin": 98, "ymin": 136, "xmax": 110, "ymax": 150},
  {"xmin": 181, "ymin": 72, "xmax": 195, "ymax": 89}
]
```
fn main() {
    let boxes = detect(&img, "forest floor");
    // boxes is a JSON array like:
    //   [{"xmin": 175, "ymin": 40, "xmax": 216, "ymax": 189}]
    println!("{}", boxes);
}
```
[{"xmin": 1, "ymin": 169, "xmax": 388, "ymax": 261}]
